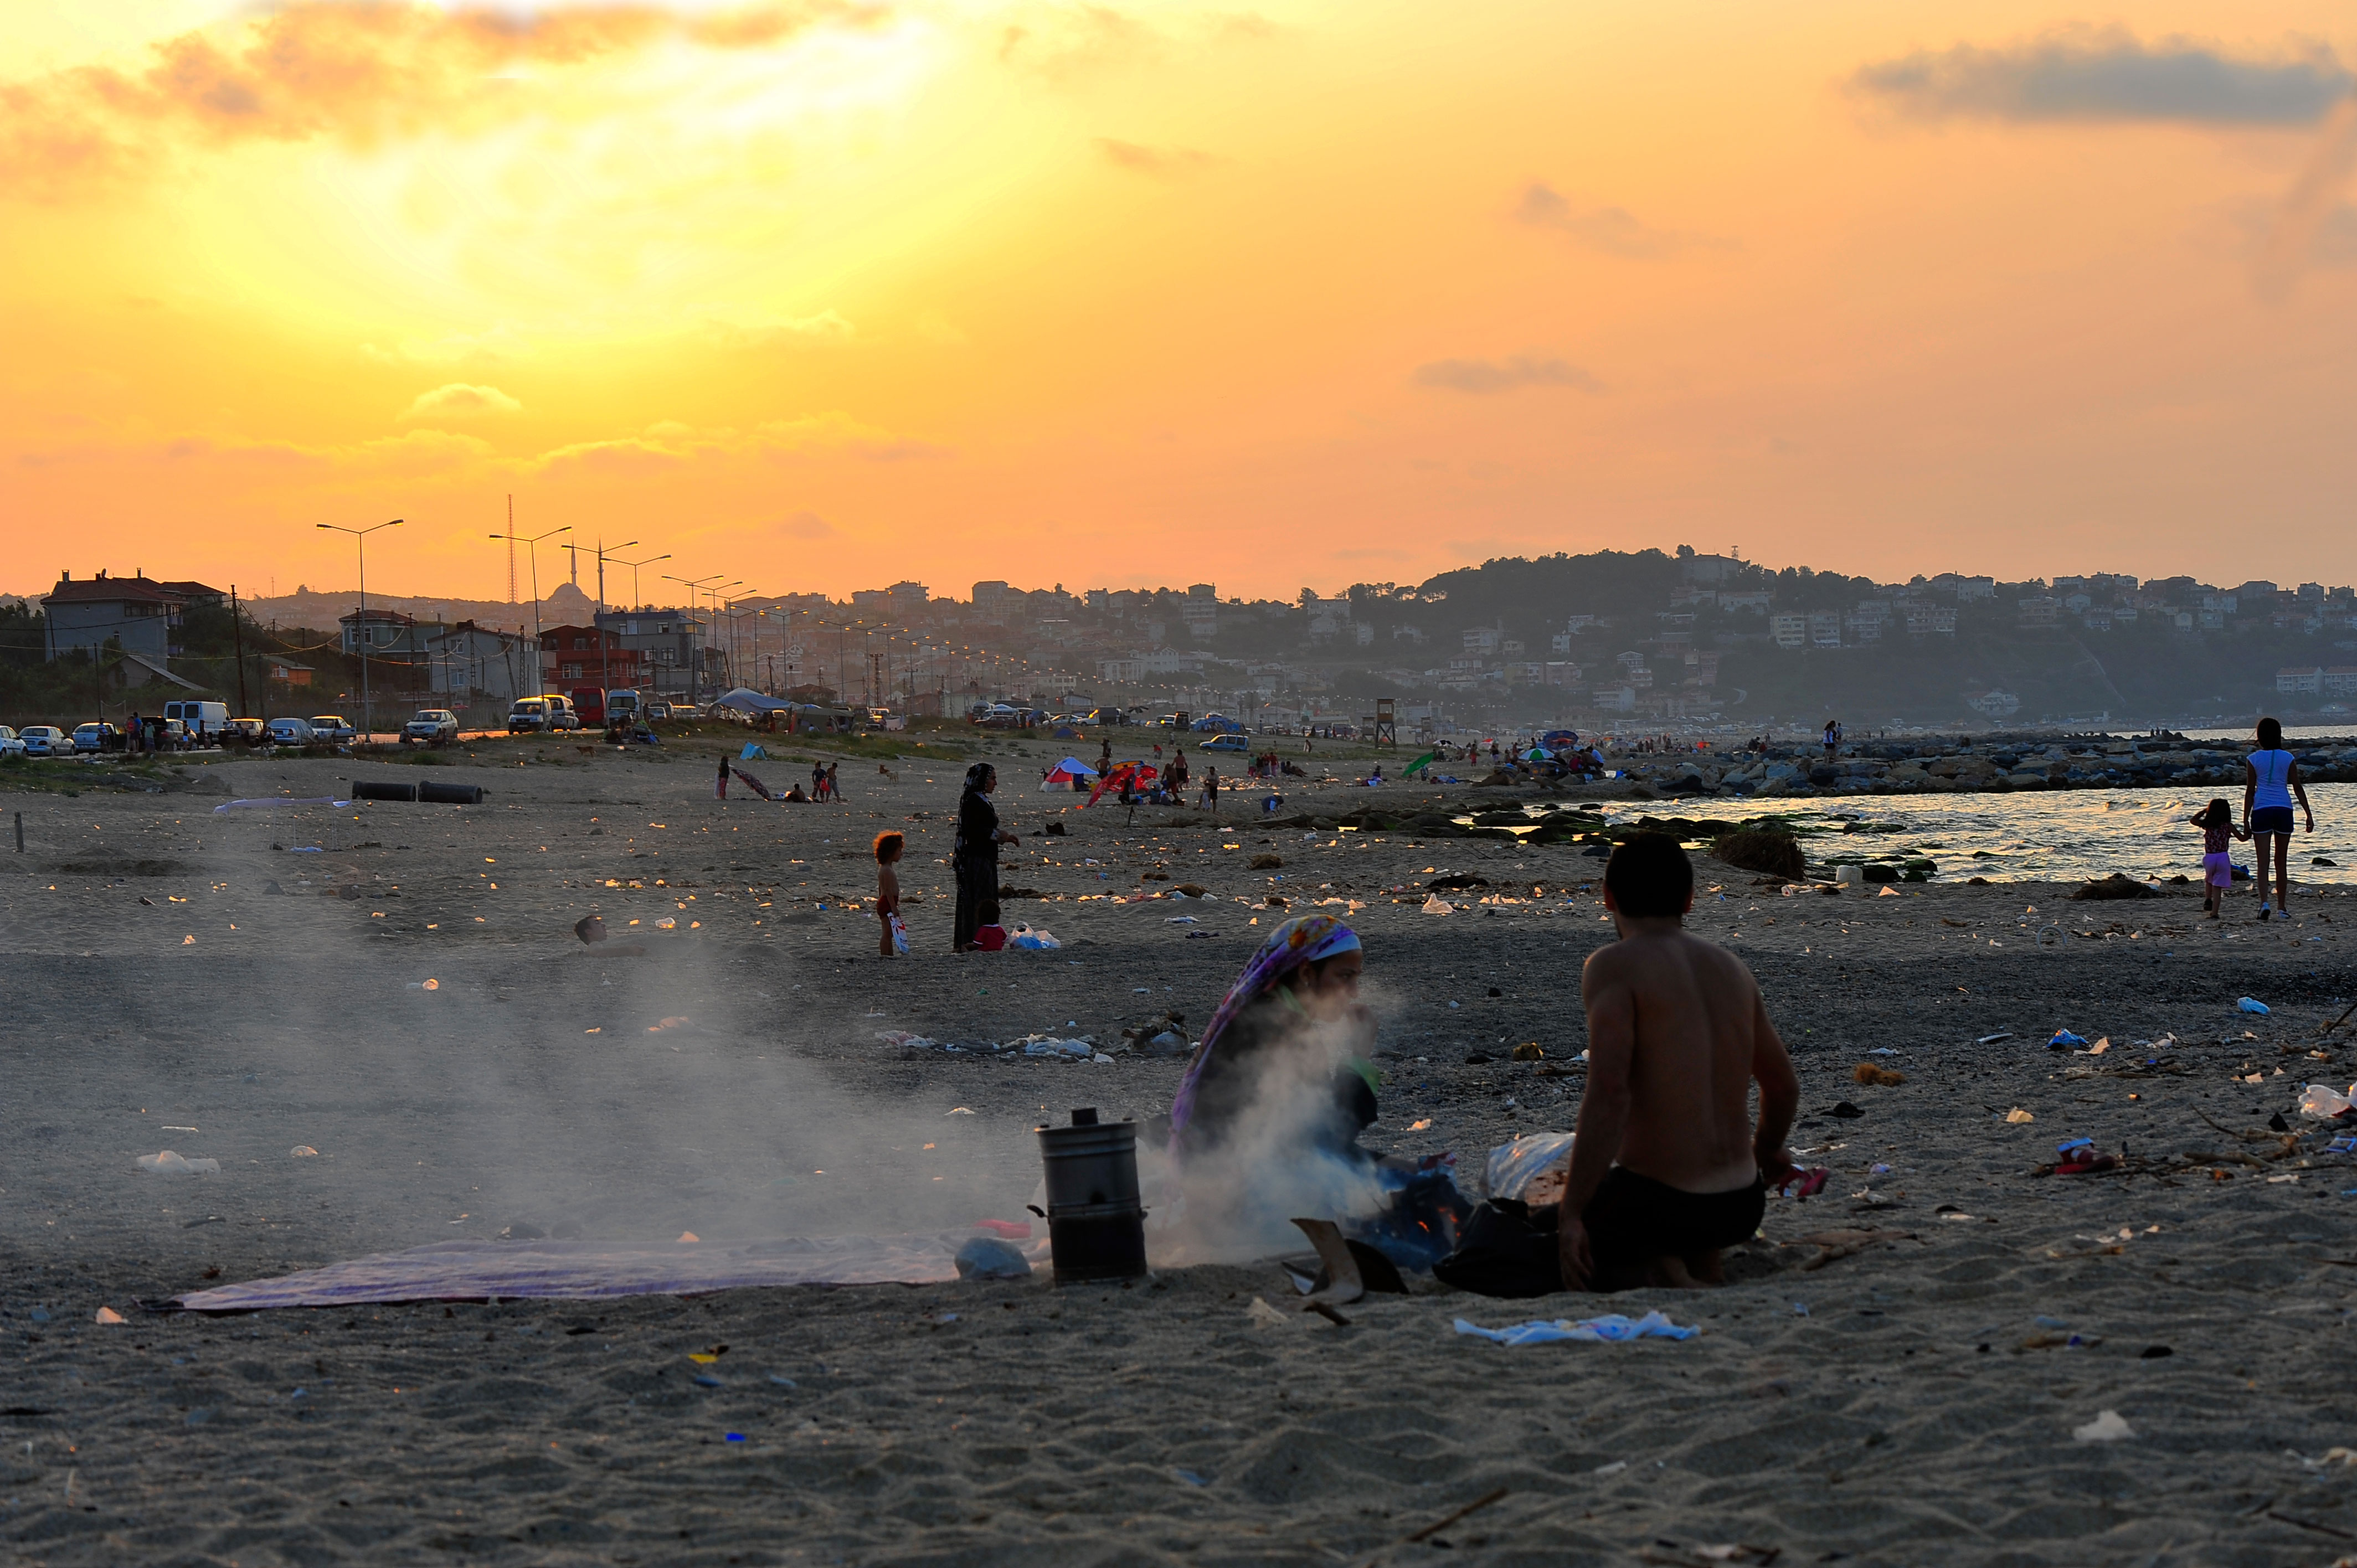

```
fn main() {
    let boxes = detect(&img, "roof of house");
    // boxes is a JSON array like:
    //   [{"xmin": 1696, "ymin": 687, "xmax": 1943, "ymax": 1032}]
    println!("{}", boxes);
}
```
[{"xmin": 44, "ymin": 574, "xmax": 184, "ymax": 607}]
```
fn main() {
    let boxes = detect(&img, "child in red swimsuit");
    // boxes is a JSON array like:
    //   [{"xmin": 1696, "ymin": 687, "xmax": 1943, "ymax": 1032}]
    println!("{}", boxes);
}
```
[{"xmin": 2188, "ymin": 798, "xmax": 2247, "ymax": 920}]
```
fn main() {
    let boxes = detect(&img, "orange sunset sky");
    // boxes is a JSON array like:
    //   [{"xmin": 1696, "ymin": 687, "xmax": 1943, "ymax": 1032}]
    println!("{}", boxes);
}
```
[{"xmin": 4, "ymin": 1, "xmax": 2356, "ymax": 604}]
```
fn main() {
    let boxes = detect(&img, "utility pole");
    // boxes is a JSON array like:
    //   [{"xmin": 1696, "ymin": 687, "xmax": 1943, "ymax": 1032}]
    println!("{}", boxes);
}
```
[
  {"xmin": 231, "ymin": 585, "xmax": 248, "ymax": 716},
  {"xmin": 316, "ymin": 519, "xmax": 399, "ymax": 744},
  {"xmin": 490, "ymin": 520, "xmax": 569, "ymax": 693},
  {"xmin": 507, "ymin": 497, "xmax": 517, "ymax": 602}
]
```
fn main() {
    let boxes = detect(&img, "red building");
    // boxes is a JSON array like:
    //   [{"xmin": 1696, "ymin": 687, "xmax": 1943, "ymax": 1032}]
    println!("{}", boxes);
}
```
[{"xmin": 538, "ymin": 625, "xmax": 646, "ymax": 689}]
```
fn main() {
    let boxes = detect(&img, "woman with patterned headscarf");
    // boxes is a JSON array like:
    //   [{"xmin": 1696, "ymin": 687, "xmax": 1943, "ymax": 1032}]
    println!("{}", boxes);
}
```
[
  {"xmin": 952, "ymin": 762, "xmax": 1018, "ymax": 951},
  {"xmin": 1170, "ymin": 914, "xmax": 1379, "ymax": 1161}
]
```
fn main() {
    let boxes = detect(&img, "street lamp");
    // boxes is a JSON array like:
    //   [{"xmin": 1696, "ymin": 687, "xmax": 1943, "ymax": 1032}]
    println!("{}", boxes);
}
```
[
  {"xmin": 317, "ymin": 518, "xmax": 399, "ymax": 744},
  {"xmin": 489, "ymin": 521, "xmax": 570, "ymax": 680},
  {"xmin": 615, "ymin": 552, "xmax": 670, "ymax": 613},
  {"xmin": 662, "ymin": 574, "xmax": 724, "ymax": 700}
]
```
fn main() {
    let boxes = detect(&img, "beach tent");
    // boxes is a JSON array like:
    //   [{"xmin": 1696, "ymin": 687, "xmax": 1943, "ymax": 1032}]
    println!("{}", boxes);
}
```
[
  {"xmin": 714, "ymin": 688, "xmax": 793, "ymax": 715},
  {"xmin": 1085, "ymin": 760, "xmax": 1157, "ymax": 807},
  {"xmin": 1040, "ymin": 756, "xmax": 1101, "ymax": 791},
  {"xmin": 1522, "ymin": 747, "xmax": 1550, "ymax": 762}
]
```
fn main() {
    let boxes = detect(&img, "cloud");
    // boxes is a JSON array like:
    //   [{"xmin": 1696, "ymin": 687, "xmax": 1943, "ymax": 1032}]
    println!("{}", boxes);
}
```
[
  {"xmin": 778, "ymin": 510, "xmax": 835, "ymax": 539},
  {"xmin": 402, "ymin": 383, "xmax": 523, "ymax": 421},
  {"xmin": 1095, "ymin": 137, "xmax": 1218, "ymax": 179},
  {"xmin": 997, "ymin": 4, "xmax": 1157, "ymax": 81},
  {"xmin": 1512, "ymin": 183, "xmax": 1729, "ymax": 259},
  {"xmin": 0, "ymin": 1, "xmax": 885, "ymax": 198},
  {"xmin": 1850, "ymin": 28, "xmax": 2353, "ymax": 124},
  {"xmin": 697, "ymin": 308, "xmax": 857, "ymax": 347},
  {"xmin": 524, "ymin": 411, "xmax": 944, "ymax": 474},
  {"xmin": 2253, "ymin": 97, "xmax": 2357, "ymax": 299},
  {"xmin": 1411, "ymin": 356, "xmax": 1602, "ymax": 395},
  {"xmin": 361, "ymin": 326, "xmax": 534, "ymax": 367}
]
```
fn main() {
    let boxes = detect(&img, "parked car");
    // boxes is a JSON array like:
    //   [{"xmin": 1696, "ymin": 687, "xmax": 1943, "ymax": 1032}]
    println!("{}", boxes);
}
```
[
  {"xmin": 229, "ymin": 718, "xmax": 268, "ymax": 741},
  {"xmin": 1201, "ymin": 733, "xmax": 1249, "ymax": 753},
  {"xmin": 402, "ymin": 709, "xmax": 460, "ymax": 746},
  {"xmin": 266, "ymin": 716, "xmax": 317, "ymax": 746},
  {"xmin": 163, "ymin": 699, "xmax": 229, "ymax": 740},
  {"xmin": 309, "ymin": 715, "xmax": 358, "ymax": 743},
  {"xmin": 643, "ymin": 701, "xmax": 672, "ymax": 721},
  {"xmin": 73, "ymin": 721, "xmax": 123, "ymax": 754},
  {"xmin": 507, "ymin": 694, "xmax": 579, "ymax": 733},
  {"xmin": 0, "ymin": 726, "xmax": 23, "ymax": 759},
  {"xmin": 19, "ymin": 725, "xmax": 67, "ymax": 756}
]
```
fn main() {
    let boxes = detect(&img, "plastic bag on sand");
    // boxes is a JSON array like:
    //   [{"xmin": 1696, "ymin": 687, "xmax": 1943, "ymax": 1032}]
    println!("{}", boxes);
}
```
[
  {"xmin": 2299, "ymin": 1084, "xmax": 2356, "ymax": 1120},
  {"xmin": 1454, "ymin": 1311, "xmax": 1699, "ymax": 1347},
  {"xmin": 2072, "ymin": 1410, "xmax": 2134, "ymax": 1442},
  {"xmin": 954, "ymin": 1235, "xmax": 1032, "ymax": 1281},
  {"xmin": 2238, "ymin": 997, "xmax": 2270, "ymax": 1015},
  {"xmin": 137, "ymin": 1151, "xmax": 219, "ymax": 1175},
  {"xmin": 1008, "ymin": 927, "xmax": 1062, "ymax": 950},
  {"xmin": 1422, "ymin": 896, "xmax": 1455, "ymax": 916},
  {"xmin": 1020, "ymin": 1036, "xmax": 1093, "ymax": 1059},
  {"xmin": 1484, "ymin": 1132, "xmax": 1574, "ymax": 1203}
]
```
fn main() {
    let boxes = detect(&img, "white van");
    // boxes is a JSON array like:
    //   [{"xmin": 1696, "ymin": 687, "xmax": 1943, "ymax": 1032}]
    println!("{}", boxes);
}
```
[
  {"xmin": 507, "ymin": 694, "xmax": 579, "ymax": 733},
  {"xmin": 164, "ymin": 700, "xmax": 229, "ymax": 740}
]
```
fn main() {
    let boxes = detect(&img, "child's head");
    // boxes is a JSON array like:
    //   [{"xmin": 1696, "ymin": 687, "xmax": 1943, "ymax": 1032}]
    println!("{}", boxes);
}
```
[
  {"xmin": 2200, "ymin": 798, "xmax": 2231, "ymax": 828},
  {"xmin": 2256, "ymin": 716, "xmax": 2284, "ymax": 749},
  {"xmin": 1604, "ymin": 832, "xmax": 1694, "ymax": 918},
  {"xmin": 873, "ymin": 831, "xmax": 904, "ymax": 864}
]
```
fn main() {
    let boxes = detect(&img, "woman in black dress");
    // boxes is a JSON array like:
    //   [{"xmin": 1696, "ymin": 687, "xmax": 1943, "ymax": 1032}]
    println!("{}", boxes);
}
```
[{"xmin": 953, "ymin": 763, "xmax": 1018, "ymax": 951}]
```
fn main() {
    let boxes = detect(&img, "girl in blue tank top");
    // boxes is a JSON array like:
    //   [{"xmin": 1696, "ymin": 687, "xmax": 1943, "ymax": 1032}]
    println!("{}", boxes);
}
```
[{"xmin": 2242, "ymin": 716, "xmax": 2313, "ymax": 920}]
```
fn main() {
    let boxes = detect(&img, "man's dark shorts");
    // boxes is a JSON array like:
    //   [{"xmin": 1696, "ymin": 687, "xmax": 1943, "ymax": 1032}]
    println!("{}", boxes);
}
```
[{"xmin": 1582, "ymin": 1168, "xmax": 1765, "ymax": 1265}]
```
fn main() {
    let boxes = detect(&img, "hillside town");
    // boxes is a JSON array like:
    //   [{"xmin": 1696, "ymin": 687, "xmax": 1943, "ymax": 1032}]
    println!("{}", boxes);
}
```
[{"xmin": 8, "ymin": 546, "xmax": 2357, "ymax": 734}]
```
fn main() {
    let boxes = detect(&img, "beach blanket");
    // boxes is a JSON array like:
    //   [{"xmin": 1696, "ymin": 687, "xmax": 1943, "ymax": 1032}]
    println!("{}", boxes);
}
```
[
  {"xmin": 730, "ymin": 766, "xmax": 780, "ymax": 801},
  {"xmin": 1453, "ymin": 1311, "xmax": 1698, "ymax": 1346},
  {"xmin": 171, "ymin": 1231, "xmax": 1041, "ymax": 1311}
]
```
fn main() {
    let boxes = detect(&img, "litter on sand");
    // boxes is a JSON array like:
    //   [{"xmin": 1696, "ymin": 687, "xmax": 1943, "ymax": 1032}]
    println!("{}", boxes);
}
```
[
  {"xmin": 174, "ymin": 1229, "xmax": 1051, "ymax": 1308},
  {"xmin": 137, "ymin": 1151, "xmax": 219, "ymax": 1175},
  {"xmin": 2238, "ymin": 997, "xmax": 2271, "ymax": 1015},
  {"xmin": 2298, "ymin": 1084, "xmax": 2356, "ymax": 1120},
  {"xmin": 953, "ymin": 1235, "xmax": 1032, "ymax": 1280},
  {"xmin": 1244, "ymin": 1296, "xmax": 1295, "ymax": 1328},
  {"xmin": 1453, "ymin": 1311, "xmax": 1699, "ymax": 1346},
  {"xmin": 2072, "ymin": 1410, "xmax": 2134, "ymax": 1442},
  {"xmin": 2004, "ymin": 1108, "xmax": 2036, "ymax": 1124}
]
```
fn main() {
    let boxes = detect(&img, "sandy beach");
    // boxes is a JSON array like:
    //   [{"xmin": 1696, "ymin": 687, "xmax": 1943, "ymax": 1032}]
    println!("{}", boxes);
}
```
[{"xmin": 7, "ymin": 731, "xmax": 2357, "ymax": 1566}]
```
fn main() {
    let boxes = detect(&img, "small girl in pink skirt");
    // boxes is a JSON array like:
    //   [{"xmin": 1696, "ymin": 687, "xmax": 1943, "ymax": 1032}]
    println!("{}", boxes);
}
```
[{"xmin": 2188, "ymin": 798, "xmax": 2247, "ymax": 919}]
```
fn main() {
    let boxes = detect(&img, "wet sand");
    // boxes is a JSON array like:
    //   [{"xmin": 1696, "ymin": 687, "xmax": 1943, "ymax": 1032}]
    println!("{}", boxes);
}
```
[{"xmin": 6, "ymin": 735, "xmax": 2357, "ymax": 1566}]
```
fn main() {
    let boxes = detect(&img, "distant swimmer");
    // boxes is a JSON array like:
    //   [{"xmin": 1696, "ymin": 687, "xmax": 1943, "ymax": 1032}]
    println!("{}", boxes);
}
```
[{"xmin": 1558, "ymin": 833, "xmax": 1800, "ymax": 1292}]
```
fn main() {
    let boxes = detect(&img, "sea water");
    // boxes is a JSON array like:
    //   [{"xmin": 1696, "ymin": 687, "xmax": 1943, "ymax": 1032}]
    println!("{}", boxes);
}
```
[{"xmin": 1580, "ymin": 783, "xmax": 2357, "ymax": 886}]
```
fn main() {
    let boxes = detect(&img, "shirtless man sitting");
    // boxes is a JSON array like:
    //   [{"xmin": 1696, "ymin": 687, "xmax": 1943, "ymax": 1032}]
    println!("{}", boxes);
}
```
[{"xmin": 1558, "ymin": 833, "xmax": 1799, "ymax": 1291}]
